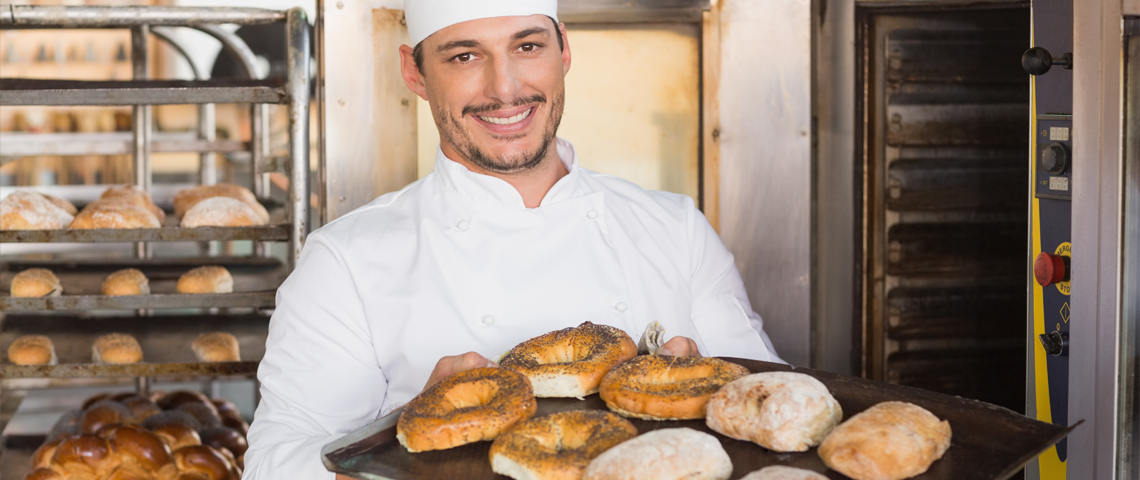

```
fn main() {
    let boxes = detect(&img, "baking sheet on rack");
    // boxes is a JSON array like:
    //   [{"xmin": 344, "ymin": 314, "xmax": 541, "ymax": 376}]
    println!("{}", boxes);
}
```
[{"xmin": 322, "ymin": 358, "xmax": 1076, "ymax": 480}]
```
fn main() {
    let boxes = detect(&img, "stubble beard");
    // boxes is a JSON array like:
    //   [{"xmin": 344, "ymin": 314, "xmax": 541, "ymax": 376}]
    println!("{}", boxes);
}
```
[{"xmin": 437, "ymin": 89, "xmax": 565, "ymax": 175}]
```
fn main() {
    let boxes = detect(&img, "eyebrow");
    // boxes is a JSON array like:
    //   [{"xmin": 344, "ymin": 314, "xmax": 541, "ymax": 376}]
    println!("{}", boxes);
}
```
[
  {"xmin": 434, "ymin": 26, "xmax": 551, "ymax": 54},
  {"xmin": 512, "ymin": 27, "xmax": 550, "ymax": 41}
]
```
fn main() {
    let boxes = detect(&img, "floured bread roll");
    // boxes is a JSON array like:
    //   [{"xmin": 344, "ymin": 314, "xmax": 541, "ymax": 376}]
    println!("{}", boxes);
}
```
[
  {"xmin": 177, "ymin": 266, "xmax": 233, "ymax": 294},
  {"xmin": 102, "ymin": 268, "xmax": 150, "ymax": 296},
  {"xmin": 70, "ymin": 200, "xmax": 161, "ymax": 229},
  {"xmin": 741, "ymin": 466, "xmax": 829, "ymax": 480},
  {"xmin": 582, "ymin": 428, "xmax": 732, "ymax": 480},
  {"xmin": 8, "ymin": 335, "xmax": 58, "ymax": 365},
  {"xmin": 41, "ymin": 193, "xmax": 78, "ymax": 215},
  {"xmin": 181, "ymin": 197, "xmax": 265, "ymax": 227},
  {"xmin": 192, "ymin": 332, "xmax": 241, "ymax": 362},
  {"xmin": 174, "ymin": 183, "xmax": 269, "ymax": 224},
  {"xmin": 11, "ymin": 268, "xmax": 62, "ymax": 297},
  {"xmin": 92, "ymin": 333, "xmax": 144, "ymax": 364},
  {"xmin": 0, "ymin": 191, "xmax": 75, "ymax": 230},
  {"xmin": 98, "ymin": 184, "xmax": 165, "ymax": 223},
  {"xmin": 818, "ymin": 401, "xmax": 952, "ymax": 480},
  {"xmin": 706, "ymin": 371, "xmax": 842, "ymax": 452}
]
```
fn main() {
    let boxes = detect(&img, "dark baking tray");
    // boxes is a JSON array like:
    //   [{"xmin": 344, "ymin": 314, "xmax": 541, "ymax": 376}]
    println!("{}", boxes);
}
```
[{"xmin": 321, "ymin": 358, "xmax": 1076, "ymax": 480}]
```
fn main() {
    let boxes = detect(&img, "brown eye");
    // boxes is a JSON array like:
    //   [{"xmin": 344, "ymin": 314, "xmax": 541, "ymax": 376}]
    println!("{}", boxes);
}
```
[
  {"xmin": 519, "ymin": 44, "xmax": 535, "ymax": 52},
  {"xmin": 456, "ymin": 53, "xmax": 473, "ymax": 62}
]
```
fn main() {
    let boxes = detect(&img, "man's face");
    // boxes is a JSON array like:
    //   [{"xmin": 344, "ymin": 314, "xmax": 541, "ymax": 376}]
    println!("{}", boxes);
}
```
[{"xmin": 400, "ymin": 15, "xmax": 571, "ymax": 175}]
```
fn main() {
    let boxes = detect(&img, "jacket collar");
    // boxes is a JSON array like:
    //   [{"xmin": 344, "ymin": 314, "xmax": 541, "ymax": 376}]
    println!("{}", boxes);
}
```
[{"xmin": 434, "ymin": 137, "xmax": 585, "ymax": 209}]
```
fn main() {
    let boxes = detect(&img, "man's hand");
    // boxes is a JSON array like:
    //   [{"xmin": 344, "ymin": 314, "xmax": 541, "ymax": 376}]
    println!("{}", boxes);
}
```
[
  {"xmin": 423, "ymin": 351, "xmax": 497, "ymax": 391},
  {"xmin": 658, "ymin": 336, "xmax": 701, "ymax": 357}
]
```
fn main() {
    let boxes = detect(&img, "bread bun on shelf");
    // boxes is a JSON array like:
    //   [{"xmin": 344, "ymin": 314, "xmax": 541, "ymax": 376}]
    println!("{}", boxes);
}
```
[
  {"xmin": 200, "ymin": 426, "xmax": 249, "ymax": 459},
  {"xmin": 81, "ymin": 400, "xmax": 133, "ymax": 434},
  {"xmin": 142, "ymin": 410, "xmax": 203, "ymax": 432},
  {"xmin": 0, "ymin": 191, "xmax": 75, "ymax": 230},
  {"xmin": 104, "ymin": 424, "xmax": 175, "ymax": 472},
  {"xmin": 98, "ymin": 185, "xmax": 165, "ymax": 224},
  {"xmin": 176, "ymin": 266, "xmax": 233, "ymax": 294},
  {"xmin": 192, "ymin": 332, "xmax": 240, "ymax": 362},
  {"xmin": 174, "ymin": 183, "xmax": 269, "ymax": 224},
  {"xmin": 155, "ymin": 390, "xmax": 213, "ymax": 411},
  {"xmin": 583, "ymin": 428, "xmax": 733, "ymax": 480},
  {"xmin": 82, "ymin": 393, "xmax": 116, "ymax": 410},
  {"xmin": 119, "ymin": 395, "xmax": 162, "ymax": 423},
  {"xmin": 50, "ymin": 433, "xmax": 121, "ymax": 477},
  {"xmin": 40, "ymin": 193, "xmax": 78, "ymax": 215},
  {"xmin": 70, "ymin": 200, "xmax": 161, "ymax": 229},
  {"xmin": 150, "ymin": 423, "xmax": 202, "ymax": 451},
  {"xmin": 101, "ymin": 268, "xmax": 150, "ymax": 296},
  {"xmin": 818, "ymin": 401, "xmax": 952, "ymax": 480},
  {"xmin": 181, "ymin": 196, "xmax": 265, "ymax": 227},
  {"xmin": 7, "ymin": 335, "xmax": 57, "ymax": 365},
  {"xmin": 172, "ymin": 445, "xmax": 238, "ymax": 480},
  {"xmin": 92, "ymin": 333, "xmax": 144, "ymax": 364},
  {"xmin": 176, "ymin": 402, "xmax": 223, "ymax": 429},
  {"xmin": 48, "ymin": 409, "xmax": 82, "ymax": 442},
  {"xmin": 11, "ymin": 268, "xmax": 62, "ymax": 298}
]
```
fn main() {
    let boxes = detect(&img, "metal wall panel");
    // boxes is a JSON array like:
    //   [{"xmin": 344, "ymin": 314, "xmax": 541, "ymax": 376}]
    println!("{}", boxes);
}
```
[{"xmin": 716, "ymin": 0, "xmax": 813, "ymax": 367}]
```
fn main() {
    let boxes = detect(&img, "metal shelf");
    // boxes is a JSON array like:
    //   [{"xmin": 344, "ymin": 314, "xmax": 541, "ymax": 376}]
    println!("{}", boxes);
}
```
[
  {"xmin": 0, "ymin": 292, "xmax": 275, "ymax": 311},
  {"xmin": 1, "ymin": 362, "xmax": 259, "ymax": 379},
  {"xmin": 0, "ymin": 132, "xmax": 250, "ymax": 159},
  {"xmin": 0, "ymin": 78, "xmax": 287, "ymax": 106},
  {"xmin": 0, "ymin": 225, "xmax": 290, "ymax": 243}
]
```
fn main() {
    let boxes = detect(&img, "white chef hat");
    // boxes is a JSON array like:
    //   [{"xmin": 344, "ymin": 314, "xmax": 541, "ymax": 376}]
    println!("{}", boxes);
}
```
[{"xmin": 404, "ymin": 0, "xmax": 559, "ymax": 46}]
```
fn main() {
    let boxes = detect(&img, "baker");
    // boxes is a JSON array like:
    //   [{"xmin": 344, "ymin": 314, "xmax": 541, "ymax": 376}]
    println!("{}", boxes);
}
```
[{"xmin": 243, "ymin": 0, "xmax": 783, "ymax": 478}]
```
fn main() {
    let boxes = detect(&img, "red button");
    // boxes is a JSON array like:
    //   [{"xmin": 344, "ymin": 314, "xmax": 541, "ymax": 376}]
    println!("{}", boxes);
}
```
[{"xmin": 1034, "ymin": 252, "xmax": 1067, "ymax": 286}]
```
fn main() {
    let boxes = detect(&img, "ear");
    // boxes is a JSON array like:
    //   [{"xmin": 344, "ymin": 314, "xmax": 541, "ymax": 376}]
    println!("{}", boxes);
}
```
[
  {"xmin": 399, "ymin": 44, "xmax": 429, "ymax": 101},
  {"xmin": 558, "ymin": 22, "xmax": 571, "ymax": 76}
]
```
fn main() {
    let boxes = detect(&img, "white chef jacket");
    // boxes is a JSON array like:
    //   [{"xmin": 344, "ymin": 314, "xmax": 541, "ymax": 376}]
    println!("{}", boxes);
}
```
[{"xmin": 242, "ymin": 138, "xmax": 782, "ymax": 480}]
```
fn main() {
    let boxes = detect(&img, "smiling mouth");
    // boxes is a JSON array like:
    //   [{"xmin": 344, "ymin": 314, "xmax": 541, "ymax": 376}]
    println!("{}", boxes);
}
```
[{"xmin": 478, "ymin": 108, "xmax": 533, "ymax": 126}]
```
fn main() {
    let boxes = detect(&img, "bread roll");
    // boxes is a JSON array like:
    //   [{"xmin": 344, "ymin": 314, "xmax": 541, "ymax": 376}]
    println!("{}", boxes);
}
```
[
  {"xmin": 192, "ymin": 332, "xmax": 240, "ymax": 362},
  {"xmin": 582, "ymin": 428, "xmax": 733, "ymax": 480},
  {"xmin": 92, "ymin": 333, "xmax": 144, "ymax": 364},
  {"xmin": 102, "ymin": 268, "xmax": 150, "ymax": 296},
  {"xmin": 104, "ymin": 424, "xmax": 174, "ymax": 471},
  {"xmin": 41, "ymin": 193, "xmax": 78, "ymax": 215},
  {"xmin": 706, "ymin": 372, "xmax": 842, "ymax": 452},
  {"xmin": 818, "ymin": 401, "xmax": 952, "ymax": 480},
  {"xmin": 81, "ymin": 400, "xmax": 133, "ymax": 434},
  {"xmin": 200, "ymin": 426, "xmax": 249, "ymax": 458},
  {"xmin": 174, "ymin": 183, "xmax": 269, "ymax": 223},
  {"xmin": 172, "ymin": 445, "xmax": 237, "ymax": 480},
  {"xmin": 155, "ymin": 390, "xmax": 214, "ymax": 410},
  {"xmin": 181, "ymin": 196, "xmax": 265, "ymax": 227},
  {"xmin": 22, "ymin": 467, "xmax": 64, "ymax": 480},
  {"xmin": 50, "ymin": 433, "xmax": 121, "ymax": 477},
  {"xmin": 119, "ymin": 395, "xmax": 162, "ymax": 423},
  {"xmin": 149, "ymin": 423, "xmax": 202, "ymax": 451},
  {"xmin": 98, "ymin": 185, "xmax": 165, "ymax": 223},
  {"xmin": 176, "ymin": 402, "xmax": 223, "ymax": 429},
  {"xmin": 741, "ymin": 466, "xmax": 829, "ymax": 480},
  {"xmin": 142, "ymin": 409, "xmax": 204, "ymax": 432},
  {"xmin": 0, "ymin": 191, "xmax": 74, "ymax": 230},
  {"xmin": 176, "ymin": 266, "xmax": 233, "ymax": 294},
  {"xmin": 31, "ymin": 439, "xmax": 61, "ymax": 469},
  {"xmin": 11, "ymin": 268, "xmax": 62, "ymax": 297},
  {"xmin": 7, "ymin": 335, "xmax": 57, "ymax": 365},
  {"xmin": 70, "ymin": 200, "xmax": 161, "ymax": 229}
]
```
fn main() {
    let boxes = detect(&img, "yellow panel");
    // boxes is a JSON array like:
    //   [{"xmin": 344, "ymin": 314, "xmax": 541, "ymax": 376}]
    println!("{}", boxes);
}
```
[{"xmin": 416, "ymin": 23, "xmax": 701, "ymax": 200}]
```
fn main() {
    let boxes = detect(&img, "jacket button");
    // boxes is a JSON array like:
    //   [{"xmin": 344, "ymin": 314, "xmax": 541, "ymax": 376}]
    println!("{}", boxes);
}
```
[
  {"xmin": 481, "ymin": 315, "xmax": 495, "ymax": 326},
  {"xmin": 615, "ymin": 302, "xmax": 627, "ymax": 312},
  {"xmin": 586, "ymin": 209, "xmax": 599, "ymax": 219},
  {"xmin": 456, "ymin": 220, "xmax": 470, "ymax": 231}
]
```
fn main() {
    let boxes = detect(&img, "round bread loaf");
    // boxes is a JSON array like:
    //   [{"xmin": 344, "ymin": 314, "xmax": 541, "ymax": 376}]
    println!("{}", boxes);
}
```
[
  {"xmin": 174, "ymin": 183, "xmax": 269, "ymax": 223},
  {"xmin": 582, "ymin": 428, "xmax": 733, "ymax": 480},
  {"xmin": 11, "ymin": 268, "xmax": 62, "ymax": 298},
  {"xmin": 92, "ymin": 333, "xmax": 144, "ymax": 364},
  {"xmin": 41, "ymin": 193, "xmax": 78, "ymax": 215},
  {"xmin": 741, "ymin": 466, "xmax": 830, "ymax": 480},
  {"xmin": 706, "ymin": 371, "xmax": 843, "ymax": 452},
  {"xmin": 102, "ymin": 268, "xmax": 150, "ymax": 296},
  {"xmin": 177, "ymin": 266, "xmax": 233, "ymax": 294},
  {"xmin": 98, "ymin": 185, "xmax": 165, "ymax": 223},
  {"xmin": 599, "ymin": 355, "xmax": 750, "ymax": 420},
  {"xmin": 397, "ymin": 367, "xmax": 537, "ymax": 452},
  {"xmin": 8, "ymin": 335, "xmax": 57, "ymax": 365},
  {"xmin": 50, "ymin": 433, "xmax": 121, "ymax": 477},
  {"xmin": 70, "ymin": 200, "xmax": 161, "ymax": 229},
  {"xmin": 0, "ymin": 191, "xmax": 74, "ymax": 230},
  {"xmin": 181, "ymin": 196, "xmax": 265, "ymax": 227},
  {"xmin": 81, "ymin": 400, "xmax": 133, "ymax": 434},
  {"xmin": 490, "ymin": 410, "xmax": 637, "ymax": 480},
  {"xmin": 192, "ymin": 332, "xmax": 241, "ymax": 362},
  {"xmin": 103, "ymin": 424, "xmax": 174, "ymax": 472},
  {"xmin": 818, "ymin": 401, "xmax": 952, "ymax": 480},
  {"xmin": 499, "ymin": 322, "xmax": 638, "ymax": 398}
]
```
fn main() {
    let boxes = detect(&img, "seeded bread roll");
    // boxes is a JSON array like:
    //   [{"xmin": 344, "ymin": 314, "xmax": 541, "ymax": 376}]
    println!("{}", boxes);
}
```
[
  {"xmin": 11, "ymin": 268, "xmax": 62, "ymax": 297},
  {"xmin": 101, "ymin": 268, "xmax": 150, "ymax": 296},
  {"xmin": 98, "ymin": 184, "xmax": 165, "ymax": 223},
  {"xmin": 69, "ymin": 200, "xmax": 161, "ymax": 229},
  {"xmin": 0, "ymin": 191, "xmax": 75, "ymax": 230},
  {"xmin": 818, "ymin": 401, "xmax": 952, "ymax": 480},
  {"xmin": 92, "ymin": 333, "xmax": 144, "ymax": 364},
  {"xmin": 192, "ymin": 332, "xmax": 241, "ymax": 362},
  {"xmin": 181, "ymin": 197, "xmax": 265, "ymax": 227},
  {"xmin": 7, "ymin": 335, "xmax": 57, "ymax": 365},
  {"xmin": 177, "ymin": 266, "xmax": 233, "ymax": 294},
  {"xmin": 174, "ymin": 183, "xmax": 269, "ymax": 223}
]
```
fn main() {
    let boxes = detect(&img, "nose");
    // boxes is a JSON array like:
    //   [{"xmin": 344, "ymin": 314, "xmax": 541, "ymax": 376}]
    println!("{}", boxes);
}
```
[{"xmin": 484, "ymin": 53, "xmax": 522, "ymax": 103}]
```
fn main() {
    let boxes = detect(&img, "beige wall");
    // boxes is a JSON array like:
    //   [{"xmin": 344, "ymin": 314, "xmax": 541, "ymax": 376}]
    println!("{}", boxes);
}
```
[{"xmin": 416, "ymin": 23, "xmax": 701, "ymax": 201}]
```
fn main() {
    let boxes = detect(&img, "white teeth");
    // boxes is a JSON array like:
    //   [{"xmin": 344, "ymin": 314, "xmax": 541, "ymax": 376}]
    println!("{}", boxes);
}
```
[{"xmin": 480, "ymin": 108, "xmax": 531, "ymax": 125}]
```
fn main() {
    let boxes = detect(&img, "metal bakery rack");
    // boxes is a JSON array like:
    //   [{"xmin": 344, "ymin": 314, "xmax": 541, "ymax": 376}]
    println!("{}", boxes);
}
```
[{"xmin": 0, "ymin": 3, "xmax": 311, "ymax": 458}]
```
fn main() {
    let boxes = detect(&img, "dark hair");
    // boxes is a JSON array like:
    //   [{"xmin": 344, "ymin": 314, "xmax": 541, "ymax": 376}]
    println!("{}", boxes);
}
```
[{"xmin": 412, "ymin": 16, "xmax": 563, "ymax": 75}]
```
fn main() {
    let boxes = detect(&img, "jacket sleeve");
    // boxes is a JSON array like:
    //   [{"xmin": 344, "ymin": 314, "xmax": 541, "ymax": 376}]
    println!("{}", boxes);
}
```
[
  {"xmin": 684, "ymin": 199, "xmax": 785, "ymax": 364},
  {"xmin": 243, "ymin": 231, "xmax": 388, "ymax": 480}
]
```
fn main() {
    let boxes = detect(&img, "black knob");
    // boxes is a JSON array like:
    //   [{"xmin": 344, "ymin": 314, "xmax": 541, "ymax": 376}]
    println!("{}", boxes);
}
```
[
  {"xmin": 1039, "ymin": 331, "xmax": 1069, "ymax": 357},
  {"xmin": 1022, "ymin": 47, "xmax": 1073, "ymax": 75},
  {"xmin": 1042, "ymin": 143, "xmax": 1069, "ymax": 174}
]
